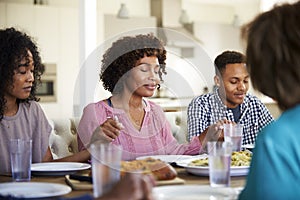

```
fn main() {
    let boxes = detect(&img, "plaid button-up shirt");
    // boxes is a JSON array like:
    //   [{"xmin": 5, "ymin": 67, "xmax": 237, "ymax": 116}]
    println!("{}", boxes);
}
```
[{"xmin": 187, "ymin": 88, "xmax": 274, "ymax": 145}]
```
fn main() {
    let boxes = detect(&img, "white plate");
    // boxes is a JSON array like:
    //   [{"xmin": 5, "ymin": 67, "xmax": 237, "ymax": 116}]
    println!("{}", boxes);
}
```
[
  {"xmin": 0, "ymin": 182, "xmax": 71, "ymax": 198},
  {"xmin": 31, "ymin": 162, "xmax": 91, "ymax": 176},
  {"xmin": 153, "ymin": 185, "xmax": 242, "ymax": 200},
  {"xmin": 136, "ymin": 155, "xmax": 193, "ymax": 163},
  {"xmin": 242, "ymin": 144, "xmax": 255, "ymax": 150},
  {"xmin": 176, "ymin": 156, "xmax": 249, "ymax": 176}
]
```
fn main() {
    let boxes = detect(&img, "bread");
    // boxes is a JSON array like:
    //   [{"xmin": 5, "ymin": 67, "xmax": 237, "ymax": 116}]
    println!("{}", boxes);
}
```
[{"xmin": 121, "ymin": 157, "xmax": 177, "ymax": 180}]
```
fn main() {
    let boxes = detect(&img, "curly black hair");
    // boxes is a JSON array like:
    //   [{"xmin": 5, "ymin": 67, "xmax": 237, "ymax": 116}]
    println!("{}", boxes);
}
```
[
  {"xmin": 100, "ymin": 33, "xmax": 167, "ymax": 94},
  {"xmin": 0, "ymin": 27, "xmax": 44, "ymax": 121},
  {"xmin": 214, "ymin": 50, "xmax": 246, "ymax": 75}
]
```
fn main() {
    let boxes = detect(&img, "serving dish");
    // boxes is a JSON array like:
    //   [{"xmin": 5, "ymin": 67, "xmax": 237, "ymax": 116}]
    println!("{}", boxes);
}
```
[
  {"xmin": 176, "ymin": 155, "xmax": 249, "ymax": 176},
  {"xmin": 136, "ymin": 155, "xmax": 193, "ymax": 164}
]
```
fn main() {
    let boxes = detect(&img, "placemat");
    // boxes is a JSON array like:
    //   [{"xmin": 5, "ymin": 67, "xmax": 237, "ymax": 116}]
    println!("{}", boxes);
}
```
[{"xmin": 65, "ymin": 175, "xmax": 185, "ymax": 190}]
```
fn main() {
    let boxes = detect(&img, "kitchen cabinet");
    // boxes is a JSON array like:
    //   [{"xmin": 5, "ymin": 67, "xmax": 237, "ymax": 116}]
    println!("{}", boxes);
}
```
[{"xmin": 5, "ymin": 3, "xmax": 59, "ymax": 62}]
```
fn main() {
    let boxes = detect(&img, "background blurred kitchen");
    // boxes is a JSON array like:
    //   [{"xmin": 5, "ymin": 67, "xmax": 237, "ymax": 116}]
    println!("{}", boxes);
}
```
[{"xmin": 0, "ymin": 0, "xmax": 291, "ymax": 119}]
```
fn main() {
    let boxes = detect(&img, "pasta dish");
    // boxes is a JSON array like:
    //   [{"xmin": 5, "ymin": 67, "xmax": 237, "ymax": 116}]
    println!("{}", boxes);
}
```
[{"xmin": 189, "ymin": 151, "xmax": 252, "ymax": 167}]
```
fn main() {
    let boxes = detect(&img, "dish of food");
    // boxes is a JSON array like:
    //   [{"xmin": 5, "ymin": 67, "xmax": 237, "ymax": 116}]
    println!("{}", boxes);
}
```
[
  {"xmin": 31, "ymin": 162, "xmax": 91, "ymax": 176},
  {"xmin": 153, "ymin": 185, "xmax": 242, "ymax": 200},
  {"xmin": 189, "ymin": 151, "xmax": 252, "ymax": 167},
  {"xmin": 121, "ymin": 157, "xmax": 177, "ymax": 180},
  {"xmin": 177, "ymin": 151, "xmax": 252, "ymax": 176},
  {"xmin": 136, "ymin": 155, "xmax": 193, "ymax": 164},
  {"xmin": 242, "ymin": 144, "xmax": 255, "ymax": 151},
  {"xmin": 0, "ymin": 182, "xmax": 71, "ymax": 198}
]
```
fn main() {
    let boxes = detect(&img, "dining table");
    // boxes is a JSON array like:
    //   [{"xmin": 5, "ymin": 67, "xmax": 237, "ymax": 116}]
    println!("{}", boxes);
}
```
[{"xmin": 0, "ymin": 166, "xmax": 246, "ymax": 199}]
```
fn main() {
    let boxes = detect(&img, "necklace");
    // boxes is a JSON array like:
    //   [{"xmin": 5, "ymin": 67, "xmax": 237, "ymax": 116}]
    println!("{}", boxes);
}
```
[
  {"xmin": 110, "ymin": 97, "xmax": 145, "ymax": 129},
  {"xmin": 129, "ymin": 108, "xmax": 144, "ymax": 129}
]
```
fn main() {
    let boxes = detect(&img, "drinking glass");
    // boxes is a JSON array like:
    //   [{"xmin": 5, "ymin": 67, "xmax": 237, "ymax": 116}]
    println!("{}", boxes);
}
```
[
  {"xmin": 207, "ymin": 141, "xmax": 232, "ymax": 187},
  {"xmin": 90, "ymin": 143, "xmax": 122, "ymax": 198},
  {"xmin": 10, "ymin": 139, "xmax": 32, "ymax": 182},
  {"xmin": 223, "ymin": 124, "xmax": 243, "ymax": 152}
]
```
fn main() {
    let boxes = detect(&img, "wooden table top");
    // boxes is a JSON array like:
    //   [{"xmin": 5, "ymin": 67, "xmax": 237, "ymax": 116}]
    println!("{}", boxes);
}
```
[{"xmin": 0, "ymin": 167, "xmax": 246, "ymax": 199}]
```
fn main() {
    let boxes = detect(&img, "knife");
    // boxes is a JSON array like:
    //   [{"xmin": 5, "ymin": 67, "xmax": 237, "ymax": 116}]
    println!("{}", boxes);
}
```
[{"xmin": 69, "ymin": 174, "xmax": 93, "ymax": 183}]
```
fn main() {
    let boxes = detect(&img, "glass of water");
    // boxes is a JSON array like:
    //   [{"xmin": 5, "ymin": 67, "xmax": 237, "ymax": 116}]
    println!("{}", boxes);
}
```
[
  {"xmin": 9, "ymin": 139, "xmax": 32, "ymax": 182},
  {"xmin": 207, "ymin": 141, "xmax": 232, "ymax": 187},
  {"xmin": 223, "ymin": 124, "xmax": 243, "ymax": 152}
]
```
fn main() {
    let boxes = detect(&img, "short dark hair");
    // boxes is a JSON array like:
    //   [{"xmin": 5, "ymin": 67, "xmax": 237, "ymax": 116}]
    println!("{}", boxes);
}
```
[
  {"xmin": 242, "ymin": 1, "xmax": 300, "ymax": 110},
  {"xmin": 214, "ymin": 50, "xmax": 246, "ymax": 75},
  {"xmin": 100, "ymin": 33, "xmax": 167, "ymax": 94},
  {"xmin": 0, "ymin": 27, "xmax": 44, "ymax": 121}
]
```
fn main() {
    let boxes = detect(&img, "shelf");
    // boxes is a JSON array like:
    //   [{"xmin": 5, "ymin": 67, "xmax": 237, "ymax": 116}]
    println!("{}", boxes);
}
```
[{"xmin": 147, "ymin": 97, "xmax": 193, "ymax": 112}]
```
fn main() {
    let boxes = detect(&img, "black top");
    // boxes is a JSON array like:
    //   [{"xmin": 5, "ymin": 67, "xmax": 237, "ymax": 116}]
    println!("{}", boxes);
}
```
[
  {"xmin": 107, "ymin": 98, "xmax": 113, "ymax": 107},
  {"xmin": 228, "ymin": 105, "xmax": 241, "ymax": 123}
]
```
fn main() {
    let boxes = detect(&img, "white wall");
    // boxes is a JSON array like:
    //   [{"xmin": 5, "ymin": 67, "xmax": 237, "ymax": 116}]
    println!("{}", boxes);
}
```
[
  {"xmin": 0, "ymin": 3, "xmax": 6, "ymax": 28},
  {"xmin": 194, "ymin": 22, "xmax": 244, "ymax": 60},
  {"xmin": 182, "ymin": 0, "xmax": 260, "ymax": 25},
  {"xmin": 98, "ymin": 0, "xmax": 151, "ymax": 17}
]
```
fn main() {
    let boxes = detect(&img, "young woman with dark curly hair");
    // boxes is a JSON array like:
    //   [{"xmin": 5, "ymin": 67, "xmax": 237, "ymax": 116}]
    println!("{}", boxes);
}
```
[
  {"xmin": 77, "ymin": 33, "xmax": 221, "ymax": 160},
  {"xmin": 0, "ymin": 27, "xmax": 91, "ymax": 174}
]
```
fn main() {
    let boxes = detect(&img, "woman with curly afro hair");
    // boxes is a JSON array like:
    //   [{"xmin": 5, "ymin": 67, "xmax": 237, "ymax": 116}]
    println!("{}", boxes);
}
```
[
  {"xmin": 78, "ymin": 33, "xmax": 218, "ymax": 160},
  {"xmin": 0, "ymin": 28, "xmax": 92, "ymax": 174}
]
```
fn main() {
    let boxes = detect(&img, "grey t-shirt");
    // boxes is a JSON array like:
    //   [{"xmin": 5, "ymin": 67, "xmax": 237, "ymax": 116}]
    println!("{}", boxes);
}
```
[{"xmin": 0, "ymin": 101, "xmax": 51, "ymax": 174}]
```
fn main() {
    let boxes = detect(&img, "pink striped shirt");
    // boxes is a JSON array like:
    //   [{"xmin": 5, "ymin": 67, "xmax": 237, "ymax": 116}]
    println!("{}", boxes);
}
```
[{"xmin": 78, "ymin": 99, "xmax": 201, "ymax": 160}]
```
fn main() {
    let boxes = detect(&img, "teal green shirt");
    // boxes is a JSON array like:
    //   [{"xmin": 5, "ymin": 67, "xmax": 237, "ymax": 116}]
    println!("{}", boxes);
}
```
[{"xmin": 239, "ymin": 104, "xmax": 300, "ymax": 200}]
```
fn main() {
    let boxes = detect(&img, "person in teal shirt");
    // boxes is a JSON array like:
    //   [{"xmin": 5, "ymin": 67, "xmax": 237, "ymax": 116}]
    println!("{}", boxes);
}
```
[{"xmin": 239, "ymin": 1, "xmax": 300, "ymax": 199}]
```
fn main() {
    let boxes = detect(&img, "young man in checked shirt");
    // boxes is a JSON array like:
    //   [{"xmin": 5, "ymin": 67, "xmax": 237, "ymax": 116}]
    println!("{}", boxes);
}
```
[{"xmin": 187, "ymin": 50, "xmax": 274, "ymax": 146}]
